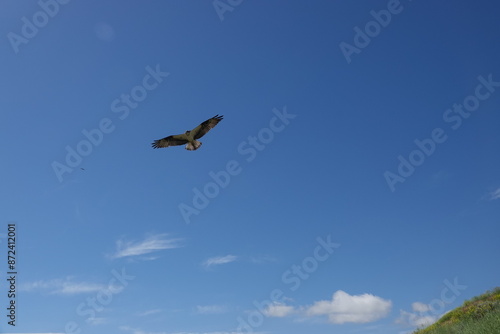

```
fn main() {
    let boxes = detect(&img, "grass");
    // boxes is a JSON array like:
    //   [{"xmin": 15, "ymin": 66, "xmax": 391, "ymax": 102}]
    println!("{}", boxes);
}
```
[{"xmin": 413, "ymin": 287, "xmax": 500, "ymax": 334}]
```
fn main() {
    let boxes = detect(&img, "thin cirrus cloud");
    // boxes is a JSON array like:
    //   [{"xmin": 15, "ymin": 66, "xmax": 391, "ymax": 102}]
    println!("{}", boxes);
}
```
[
  {"xmin": 87, "ymin": 317, "xmax": 107, "ymax": 325},
  {"xmin": 489, "ymin": 188, "xmax": 500, "ymax": 200},
  {"xmin": 110, "ymin": 233, "xmax": 183, "ymax": 260},
  {"xmin": 196, "ymin": 304, "xmax": 229, "ymax": 314},
  {"xmin": 20, "ymin": 277, "xmax": 122, "ymax": 295},
  {"xmin": 119, "ymin": 326, "xmax": 249, "ymax": 334},
  {"xmin": 136, "ymin": 309, "xmax": 163, "ymax": 317},
  {"xmin": 202, "ymin": 255, "xmax": 238, "ymax": 268}
]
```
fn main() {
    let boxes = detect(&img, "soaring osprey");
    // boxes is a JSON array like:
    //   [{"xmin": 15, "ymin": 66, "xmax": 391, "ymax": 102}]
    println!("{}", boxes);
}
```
[{"xmin": 151, "ymin": 115, "xmax": 223, "ymax": 151}]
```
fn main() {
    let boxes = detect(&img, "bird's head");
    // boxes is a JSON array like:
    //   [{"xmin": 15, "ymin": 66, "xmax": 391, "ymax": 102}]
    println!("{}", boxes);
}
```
[{"xmin": 185, "ymin": 130, "xmax": 191, "ymax": 136}]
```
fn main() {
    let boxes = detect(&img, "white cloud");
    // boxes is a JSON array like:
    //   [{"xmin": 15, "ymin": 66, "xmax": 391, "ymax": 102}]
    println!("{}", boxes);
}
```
[
  {"xmin": 110, "ymin": 233, "xmax": 183, "ymax": 259},
  {"xmin": 119, "ymin": 327, "xmax": 247, "ymax": 334},
  {"xmin": 58, "ymin": 281, "xmax": 117, "ymax": 295},
  {"xmin": 396, "ymin": 310, "xmax": 437, "ymax": 328},
  {"xmin": 196, "ymin": 304, "xmax": 229, "ymax": 314},
  {"xmin": 202, "ymin": 255, "xmax": 238, "ymax": 268},
  {"xmin": 396, "ymin": 301, "xmax": 440, "ymax": 329},
  {"xmin": 263, "ymin": 302, "xmax": 295, "ymax": 317},
  {"xmin": 20, "ymin": 277, "xmax": 122, "ymax": 295},
  {"xmin": 20, "ymin": 280, "xmax": 55, "ymax": 292},
  {"xmin": 412, "ymin": 302, "xmax": 430, "ymax": 313},
  {"xmin": 305, "ymin": 290, "xmax": 392, "ymax": 324}
]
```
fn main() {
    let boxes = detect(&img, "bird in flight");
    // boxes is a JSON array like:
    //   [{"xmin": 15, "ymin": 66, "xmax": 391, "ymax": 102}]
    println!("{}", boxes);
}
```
[{"xmin": 151, "ymin": 115, "xmax": 224, "ymax": 151}]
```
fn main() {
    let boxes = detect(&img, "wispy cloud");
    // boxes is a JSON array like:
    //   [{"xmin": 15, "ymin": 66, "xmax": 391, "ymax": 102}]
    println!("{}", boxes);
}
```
[
  {"xmin": 304, "ymin": 290, "xmax": 392, "ymax": 324},
  {"xmin": 110, "ymin": 233, "xmax": 183, "ymax": 260},
  {"xmin": 202, "ymin": 255, "xmax": 238, "ymax": 269},
  {"xmin": 262, "ymin": 302, "xmax": 295, "ymax": 317},
  {"xmin": 397, "ymin": 310, "xmax": 437, "ymax": 328},
  {"xmin": 136, "ymin": 309, "xmax": 163, "ymax": 317},
  {"xmin": 167, "ymin": 332, "xmax": 247, "ymax": 334},
  {"xmin": 119, "ymin": 327, "xmax": 166, "ymax": 334},
  {"xmin": 396, "ymin": 301, "xmax": 438, "ymax": 329},
  {"xmin": 87, "ymin": 317, "xmax": 108, "ymax": 325},
  {"xmin": 412, "ymin": 302, "xmax": 430, "ymax": 313},
  {"xmin": 249, "ymin": 255, "xmax": 277, "ymax": 264},
  {"xmin": 196, "ymin": 304, "xmax": 229, "ymax": 314},
  {"xmin": 488, "ymin": 188, "xmax": 500, "ymax": 200},
  {"xmin": 20, "ymin": 277, "xmax": 122, "ymax": 295},
  {"xmin": 119, "ymin": 326, "xmax": 247, "ymax": 334}
]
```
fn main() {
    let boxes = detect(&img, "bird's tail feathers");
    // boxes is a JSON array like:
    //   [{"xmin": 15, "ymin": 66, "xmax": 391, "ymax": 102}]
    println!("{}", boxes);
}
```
[{"xmin": 186, "ymin": 141, "xmax": 202, "ymax": 151}]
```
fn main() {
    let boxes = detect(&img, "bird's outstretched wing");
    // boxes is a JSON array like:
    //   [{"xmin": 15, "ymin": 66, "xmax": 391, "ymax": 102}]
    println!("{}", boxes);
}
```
[
  {"xmin": 151, "ymin": 134, "xmax": 189, "ymax": 149},
  {"xmin": 192, "ymin": 115, "xmax": 224, "ymax": 140}
]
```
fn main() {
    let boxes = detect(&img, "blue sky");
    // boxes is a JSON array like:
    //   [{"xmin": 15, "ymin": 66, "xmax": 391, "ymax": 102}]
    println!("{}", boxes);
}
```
[{"xmin": 1, "ymin": 0, "xmax": 500, "ymax": 333}]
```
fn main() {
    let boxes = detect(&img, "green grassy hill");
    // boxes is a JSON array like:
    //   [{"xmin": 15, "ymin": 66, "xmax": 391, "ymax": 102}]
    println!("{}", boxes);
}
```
[{"xmin": 413, "ymin": 287, "xmax": 500, "ymax": 334}]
